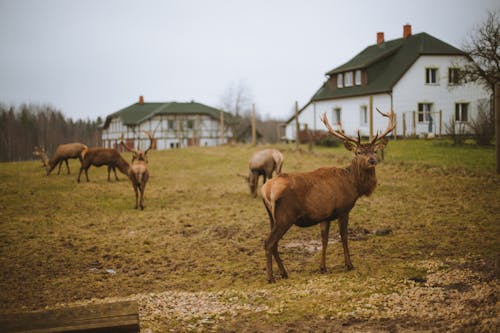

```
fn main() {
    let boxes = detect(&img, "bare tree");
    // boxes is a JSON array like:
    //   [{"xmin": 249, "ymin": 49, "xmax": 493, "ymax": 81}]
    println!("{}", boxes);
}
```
[
  {"xmin": 218, "ymin": 80, "xmax": 253, "ymax": 116},
  {"xmin": 460, "ymin": 10, "xmax": 500, "ymax": 93}
]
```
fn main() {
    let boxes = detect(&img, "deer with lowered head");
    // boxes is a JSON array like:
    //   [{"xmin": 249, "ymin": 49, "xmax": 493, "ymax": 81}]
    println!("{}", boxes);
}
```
[
  {"xmin": 247, "ymin": 148, "xmax": 284, "ymax": 197},
  {"xmin": 120, "ymin": 132, "xmax": 153, "ymax": 210},
  {"xmin": 33, "ymin": 143, "xmax": 88, "ymax": 175},
  {"xmin": 261, "ymin": 109, "xmax": 395, "ymax": 283},
  {"xmin": 77, "ymin": 147, "xmax": 130, "ymax": 183}
]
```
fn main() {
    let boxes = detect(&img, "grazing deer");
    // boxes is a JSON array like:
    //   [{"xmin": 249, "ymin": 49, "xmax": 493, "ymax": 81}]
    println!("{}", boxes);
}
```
[
  {"xmin": 77, "ymin": 147, "xmax": 130, "ymax": 183},
  {"xmin": 33, "ymin": 143, "xmax": 87, "ymax": 175},
  {"xmin": 261, "ymin": 109, "xmax": 395, "ymax": 283},
  {"xmin": 120, "ymin": 132, "xmax": 153, "ymax": 210},
  {"xmin": 247, "ymin": 148, "xmax": 284, "ymax": 197}
]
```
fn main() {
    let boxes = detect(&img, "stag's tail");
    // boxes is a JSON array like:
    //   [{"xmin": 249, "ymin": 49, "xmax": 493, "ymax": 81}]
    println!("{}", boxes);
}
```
[{"xmin": 80, "ymin": 147, "xmax": 89, "ymax": 160}]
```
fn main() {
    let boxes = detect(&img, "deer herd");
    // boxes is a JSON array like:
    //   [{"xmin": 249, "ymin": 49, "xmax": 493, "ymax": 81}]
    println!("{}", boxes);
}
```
[{"xmin": 32, "ymin": 110, "xmax": 395, "ymax": 282}]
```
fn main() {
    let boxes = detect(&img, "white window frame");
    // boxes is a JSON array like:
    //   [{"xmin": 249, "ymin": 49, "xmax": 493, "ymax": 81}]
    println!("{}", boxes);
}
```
[
  {"xmin": 344, "ymin": 72, "xmax": 353, "ymax": 87},
  {"xmin": 360, "ymin": 105, "xmax": 368, "ymax": 126},
  {"xmin": 333, "ymin": 107, "xmax": 342, "ymax": 126},
  {"xmin": 448, "ymin": 67, "xmax": 460, "ymax": 85},
  {"xmin": 455, "ymin": 103, "xmax": 469, "ymax": 122},
  {"xmin": 355, "ymin": 70, "xmax": 362, "ymax": 85},
  {"xmin": 337, "ymin": 73, "xmax": 343, "ymax": 88},
  {"xmin": 425, "ymin": 67, "xmax": 438, "ymax": 84},
  {"xmin": 418, "ymin": 103, "xmax": 433, "ymax": 122}
]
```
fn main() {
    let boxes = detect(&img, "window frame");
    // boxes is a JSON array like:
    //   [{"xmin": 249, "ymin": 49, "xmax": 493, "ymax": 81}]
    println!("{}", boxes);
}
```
[
  {"xmin": 425, "ymin": 67, "xmax": 438, "ymax": 85},
  {"xmin": 448, "ymin": 67, "xmax": 460, "ymax": 85},
  {"xmin": 359, "ymin": 105, "xmax": 368, "ymax": 126},
  {"xmin": 354, "ymin": 70, "xmax": 362, "ymax": 85},
  {"xmin": 337, "ymin": 73, "xmax": 343, "ymax": 88},
  {"xmin": 344, "ymin": 71, "xmax": 353, "ymax": 87},
  {"xmin": 455, "ymin": 103, "xmax": 469, "ymax": 122},
  {"xmin": 417, "ymin": 103, "xmax": 433, "ymax": 123},
  {"xmin": 333, "ymin": 107, "xmax": 342, "ymax": 126}
]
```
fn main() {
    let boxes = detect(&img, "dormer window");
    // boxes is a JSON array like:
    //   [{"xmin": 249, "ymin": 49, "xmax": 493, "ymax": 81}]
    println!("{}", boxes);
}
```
[
  {"xmin": 355, "ymin": 70, "xmax": 362, "ymax": 85},
  {"xmin": 337, "ymin": 73, "xmax": 343, "ymax": 88},
  {"xmin": 344, "ymin": 72, "xmax": 353, "ymax": 87}
]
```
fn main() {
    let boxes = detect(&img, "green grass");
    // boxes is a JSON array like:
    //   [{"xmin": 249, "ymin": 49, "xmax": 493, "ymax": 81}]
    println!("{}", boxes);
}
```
[{"xmin": 0, "ymin": 141, "xmax": 498, "ymax": 331}]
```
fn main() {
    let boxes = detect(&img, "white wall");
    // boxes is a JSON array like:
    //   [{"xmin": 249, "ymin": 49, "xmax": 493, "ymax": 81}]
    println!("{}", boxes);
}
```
[
  {"xmin": 393, "ymin": 55, "xmax": 490, "ymax": 136},
  {"xmin": 101, "ymin": 114, "xmax": 233, "ymax": 150}
]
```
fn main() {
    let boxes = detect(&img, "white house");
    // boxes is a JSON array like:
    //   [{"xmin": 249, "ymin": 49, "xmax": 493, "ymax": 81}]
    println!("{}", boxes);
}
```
[
  {"xmin": 286, "ymin": 24, "xmax": 490, "ymax": 140},
  {"xmin": 101, "ymin": 96, "xmax": 234, "ymax": 150}
]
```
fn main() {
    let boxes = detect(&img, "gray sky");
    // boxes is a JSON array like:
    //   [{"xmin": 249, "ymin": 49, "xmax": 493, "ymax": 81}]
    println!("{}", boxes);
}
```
[{"xmin": 0, "ymin": 0, "xmax": 498, "ymax": 121}]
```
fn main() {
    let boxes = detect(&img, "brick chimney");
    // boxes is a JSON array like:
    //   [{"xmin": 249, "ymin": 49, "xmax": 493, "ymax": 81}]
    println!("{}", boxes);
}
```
[
  {"xmin": 377, "ymin": 32, "xmax": 384, "ymax": 45},
  {"xmin": 139, "ymin": 95, "xmax": 144, "ymax": 104},
  {"xmin": 403, "ymin": 24, "xmax": 412, "ymax": 39}
]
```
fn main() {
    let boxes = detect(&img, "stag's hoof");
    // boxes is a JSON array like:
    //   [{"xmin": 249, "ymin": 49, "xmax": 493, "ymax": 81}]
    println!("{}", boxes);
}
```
[
  {"xmin": 346, "ymin": 263, "xmax": 354, "ymax": 271},
  {"xmin": 320, "ymin": 266, "xmax": 327, "ymax": 274},
  {"xmin": 280, "ymin": 271, "xmax": 288, "ymax": 279}
]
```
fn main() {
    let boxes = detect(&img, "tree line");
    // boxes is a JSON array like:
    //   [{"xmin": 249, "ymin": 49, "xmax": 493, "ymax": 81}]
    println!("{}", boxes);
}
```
[{"xmin": 0, "ymin": 103, "xmax": 102, "ymax": 162}]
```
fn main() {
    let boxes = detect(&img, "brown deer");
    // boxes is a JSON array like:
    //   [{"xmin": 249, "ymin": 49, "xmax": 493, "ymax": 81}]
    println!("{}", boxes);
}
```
[
  {"xmin": 33, "ymin": 143, "xmax": 87, "ymax": 175},
  {"xmin": 247, "ymin": 148, "xmax": 284, "ymax": 197},
  {"xmin": 261, "ymin": 109, "xmax": 395, "ymax": 283},
  {"xmin": 77, "ymin": 147, "xmax": 130, "ymax": 183},
  {"xmin": 120, "ymin": 132, "xmax": 153, "ymax": 210}
]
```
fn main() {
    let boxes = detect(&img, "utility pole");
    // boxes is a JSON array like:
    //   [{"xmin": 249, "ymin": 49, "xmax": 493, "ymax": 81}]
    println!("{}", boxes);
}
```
[
  {"xmin": 495, "ymin": 84, "xmax": 500, "ymax": 174},
  {"xmin": 295, "ymin": 101, "xmax": 300, "ymax": 150},
  {"xmin": 220, "ymin": 110, "xmax": 224, "ymax": 146},
  {"xmin": 252, "ymin": 103, "xmax": 257, "ymax": 146}
]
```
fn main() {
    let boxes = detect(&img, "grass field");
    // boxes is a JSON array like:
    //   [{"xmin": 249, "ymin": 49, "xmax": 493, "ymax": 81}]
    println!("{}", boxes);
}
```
[{"xmin": 0, "ymin": 139, "xmax": 498, "ymax": 332}]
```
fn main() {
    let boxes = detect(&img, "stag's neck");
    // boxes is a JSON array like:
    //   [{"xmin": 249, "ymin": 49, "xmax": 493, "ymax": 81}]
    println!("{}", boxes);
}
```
[{"xmin": 345, "ymin": 161, "xmax": 377, "ymax": 197}]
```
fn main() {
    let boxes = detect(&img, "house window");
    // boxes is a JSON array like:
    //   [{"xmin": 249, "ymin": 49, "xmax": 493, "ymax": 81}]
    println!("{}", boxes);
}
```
[
  {"xmin": 333, "ymin": 108, "xmax": 342, "ymax": 126},
  {"xmin": 448, "ymin": 68, "xmax": 460, "ymax": 85},
  {"xmin": 344, "ymin": 72, "xmax": 353, "ymax": 87},
  {"xmin": 355, "ymin": 70, "xmax": 362, "ymax": 85},
  {"xmin": 418, "ymin": 103, "xmax": 432, "ymax": 122},
  {"xmin": 168, "ymin": 119, "xmax": 175, "ymax": 130},
  {"xmin": 425, "ymin": 68, "xmax": 438, "ymax": 84},
  {"xmin": 337, "ymin": 73, "xmax": 343, "ymax": 88},
  {"xmin": 455, "ymin": 103, "xmax": 469, "ymax": 122},
  {"xmin": 187, "ymin": 119, "xmax": 194, "ymax": 129},
  {"xmin": 360, "ymin": 105, "xmax": 368, "ymax": 126}
]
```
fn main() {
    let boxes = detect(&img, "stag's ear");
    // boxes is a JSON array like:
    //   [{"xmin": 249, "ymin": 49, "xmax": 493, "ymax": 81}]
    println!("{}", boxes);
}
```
[
  {"xmin": 374, "ymin": 138, "xmax": 389, "ymax": 152},
  {"xmin": 343, "ymin": 141, "xmax": 357, "ymax": 152}
]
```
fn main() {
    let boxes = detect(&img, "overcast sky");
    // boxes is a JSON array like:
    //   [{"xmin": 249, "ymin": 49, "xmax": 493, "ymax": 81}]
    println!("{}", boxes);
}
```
[{"xmin": 0, "ymin": 0, "xmax": 498, "ymax": 121}]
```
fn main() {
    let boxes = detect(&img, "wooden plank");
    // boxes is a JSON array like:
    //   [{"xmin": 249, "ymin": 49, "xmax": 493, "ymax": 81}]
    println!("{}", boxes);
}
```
[{"xmin": 0, "ymin": 301, "xmax": 139, "ymax": 333}]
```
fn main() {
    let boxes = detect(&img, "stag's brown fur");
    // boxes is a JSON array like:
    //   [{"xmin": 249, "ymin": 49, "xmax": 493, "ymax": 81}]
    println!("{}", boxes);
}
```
[
  {"xmin": 248, "ymin": 148, "xmax": 284, "ymax": 197},
  {"xmin": 261, "ymin": 110, "xmax": 394, "ymax": 283},
  {"xmin": 33, "ymin": 143, "xmax": 87, "ymax": 175},
  {"xmin": 77, "ymin": 148, "xmax": 130, "ymax": 183},
  {"xmin": 121, "ymin": 132, "xmax": 153, "ymax": 209}
]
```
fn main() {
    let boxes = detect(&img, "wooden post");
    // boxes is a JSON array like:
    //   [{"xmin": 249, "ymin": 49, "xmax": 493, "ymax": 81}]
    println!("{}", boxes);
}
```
[
  {"xmin": 369, "ymin": 96, "xmax": 374, "ymax": 141},
  {"xmin": 220, "ymin": 110, "xmax": 224, "ymax": 146},
  {"xmin": 295, "ymin": 101, "xmax": 300, "ymax": 150},
  {"xmin": 251, "ymin": 103, "xmax": 257, "ymax": 146},
  {"xmin": 439, "ymin": 110, "xmax": 442, "ymax": 137},
  {"xmin": 496, "ymin": 84, "xmax": 500, "ymax": 174},
  {"xmin": 402, "ymin": 113, "xmax": 406, "ymax": 138},
  {"xmin": 412, "ymin": 111, "xmax": 416, "ymax": 137},
  {"xmin": 276, "ymin": 123, "xmax": 280, "ymax": 143}
]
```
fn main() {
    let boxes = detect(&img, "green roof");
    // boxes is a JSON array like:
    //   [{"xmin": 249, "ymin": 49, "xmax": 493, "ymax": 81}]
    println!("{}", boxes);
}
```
[
  {"xmin": 311, "ymin": 32, "xmax": 465, "ymax": 101},
  {"xmin": 103, "ymin": 101, "xmax": 234, "ymax": 129}
]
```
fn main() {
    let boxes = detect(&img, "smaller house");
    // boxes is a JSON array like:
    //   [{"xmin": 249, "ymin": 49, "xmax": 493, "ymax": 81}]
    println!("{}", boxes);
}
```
[{"xmin": 101, "ymin": 96, "xmax": 234, "ymax": 150}]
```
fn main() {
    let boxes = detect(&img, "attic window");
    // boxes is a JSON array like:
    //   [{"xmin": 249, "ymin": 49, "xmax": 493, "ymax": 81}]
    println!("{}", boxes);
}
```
[
  {"xmin": 355, "ymin": 70, "xmax": 362, "ymax": 85},
  {"xmin": 344, "ymin": 72, "xmax": 353, "ymax": 87},
  {"xmin": 337, "ymin": 73, "xmax": 343, "ymax": 88}
]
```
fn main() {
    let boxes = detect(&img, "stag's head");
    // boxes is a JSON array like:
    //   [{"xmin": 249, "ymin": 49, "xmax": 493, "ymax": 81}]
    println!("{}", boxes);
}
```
[
  {"xmin": 120, "ymin": 132, "xmax": 154, "ymax": 163},
  {"xmin": 32, "ymin": 146, "xmax": 49, "ymax": 167},
  {"xmin": 321, "ymin": 109, "xmax": 396, "ymax": 170}
]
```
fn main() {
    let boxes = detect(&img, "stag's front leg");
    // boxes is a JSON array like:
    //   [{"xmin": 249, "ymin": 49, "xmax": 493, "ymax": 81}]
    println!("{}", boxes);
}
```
[
  {"xmin": 133, "ymin": 184, "xmax": 139, "ymax": 209},
  {"xmin": 57, "ymin": 161, "xmax": 63, "ymax": 175},
  {"xmin": 112, "ymin": 167, "xmax": 119, "ymax": 181},
  {"xmin": 338, "ymin": 214, "xmax": 354, "ymax": 270},
  {"xmin": 64, "ymin": 159, "xmax": 70, "ymax": 174},
  {"xmin": 319, "ymin": 221, "xmax": 331, "ymax": 273}
]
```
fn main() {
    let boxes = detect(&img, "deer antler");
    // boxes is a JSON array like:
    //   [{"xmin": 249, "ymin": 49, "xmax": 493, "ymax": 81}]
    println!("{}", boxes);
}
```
[
  {"xmin": 371, "ymin": 108, "xmax": 396, "ymax": 144},
  {"xmin": 321, "ymin": 113, "xmax": 359, "ymax": 146},
  {"xmin": 143, "ymin": 131, "xmax": 154, "ymax": 155},
  {"xmin": 120, "ymin": 133, "xmax": 136, "ymax": 153}
]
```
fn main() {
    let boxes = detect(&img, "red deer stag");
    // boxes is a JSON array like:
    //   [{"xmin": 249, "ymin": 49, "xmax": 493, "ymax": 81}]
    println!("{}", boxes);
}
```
[
  {"xmin": 33, "ymin": 143, "xmax": 87, "ymax": 175},
  {"xmin": 77, "ymin": 147, "xmax": 130, "ymax": 183},
  {"xmin": 261, "ymin": 109, "xmax": 395, "ymax": 283},
  {"xmin": 120, "ymin": 132, "xmax": 153, "ymax": 210},
  {"xmin": 247, "ymin": 148, "xmax": 284, "ymax": 197}
]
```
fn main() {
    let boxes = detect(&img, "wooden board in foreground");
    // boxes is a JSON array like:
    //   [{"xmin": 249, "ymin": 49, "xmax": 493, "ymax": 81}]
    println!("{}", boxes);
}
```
[{"xmin": 0, "ymin": 300, "xmax": 140, "ymax": 333}]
